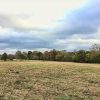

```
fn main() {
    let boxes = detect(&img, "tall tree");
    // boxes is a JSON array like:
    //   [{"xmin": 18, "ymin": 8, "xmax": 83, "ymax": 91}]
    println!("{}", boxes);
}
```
[
  {"xmin": 50, "ymin": 49, "xmax": 57, "ymax": 61},
  {"xmin": 1, "ymin": 53, "xmax": 8, "ymax": 61},
  {"xmin": 37, "ymin": 52, "xmax": 43, "ymax": 60},
  {"xmin": 27, "ymin": 51, "xmax": 32, "ymax": 60},
  {"xmin": 15, "ymin": 51, "xmax": 25, "ymax": 60}
]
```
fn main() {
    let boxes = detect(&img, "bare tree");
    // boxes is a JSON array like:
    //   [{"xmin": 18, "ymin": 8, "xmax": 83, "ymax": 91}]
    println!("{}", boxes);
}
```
[{"xmin": 91, "ymin": 44, "xmax": 100, "ymax": 52}]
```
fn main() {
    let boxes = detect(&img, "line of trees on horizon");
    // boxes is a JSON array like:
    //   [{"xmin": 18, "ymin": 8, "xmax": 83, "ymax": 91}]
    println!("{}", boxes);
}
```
[{"xmin": 0, "ymin": 44, "xmax": 100, "ymax": 63}]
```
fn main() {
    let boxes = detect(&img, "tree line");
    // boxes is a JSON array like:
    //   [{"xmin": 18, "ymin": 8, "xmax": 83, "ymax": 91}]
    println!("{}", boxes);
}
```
[{"xmin": 0, "ymin": 44, "xmax": 100, "ymax": 63}]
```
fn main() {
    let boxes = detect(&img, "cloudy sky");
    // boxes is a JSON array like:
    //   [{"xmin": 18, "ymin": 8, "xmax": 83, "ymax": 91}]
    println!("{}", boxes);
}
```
[{"xmin": 0, "ymin": 0, "xmax": 100, "ymax": 53}]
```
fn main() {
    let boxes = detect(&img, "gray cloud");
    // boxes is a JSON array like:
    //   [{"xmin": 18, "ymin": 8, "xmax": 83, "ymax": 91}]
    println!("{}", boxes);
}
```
[{"xmin": 54, "ymin": 0, "xmax": 100, "ymax": 39}]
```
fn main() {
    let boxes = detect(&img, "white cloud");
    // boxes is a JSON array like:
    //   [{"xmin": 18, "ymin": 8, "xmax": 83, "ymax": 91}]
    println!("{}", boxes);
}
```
[
  {"xmin": 0, "ymin": 0, "xmax": 86, "ymax": 14},
  {"xmin": 0, "ymin": 0, "xmax": 86, "ymax": 30}
]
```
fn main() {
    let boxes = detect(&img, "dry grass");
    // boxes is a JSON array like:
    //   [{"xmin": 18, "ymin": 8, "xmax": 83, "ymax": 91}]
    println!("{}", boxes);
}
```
[{"xmin": 0, "ymin": 61, "xmax": 100, "ymax": 100}]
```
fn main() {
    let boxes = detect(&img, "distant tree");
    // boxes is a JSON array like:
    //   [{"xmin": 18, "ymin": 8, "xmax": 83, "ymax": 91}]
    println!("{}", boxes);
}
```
[
  {"xmin": 55, "ymin": 51, "xmax": 67, "ymax": 61},
  {"xmin": 0, "ymin": 44, "xmax": 99, "ymax": 63},
  {"xmin": 72, "ymin": 52, "xmax": 78, "ymax": 62},
  {"xmin": 37, "ymin": 52, "xmax": 43, "ymax": 60},
  {"xmin": 43, "ymin": 51, "xmax": 50, "ymax": 60},
  {"xmin": 8, "ymin": 54, "xmax": 15, "ymax": 60},
  {"xmin": 50, "ymin": 49, "xmax": 57, "ymax": 61},
  {"xmin": 15, "ymin": 51, "xmax": 21, "ymax": 59},
  {"xmin": 15, "ymin": 51, "xmax": 25, "ymax": 60},
  {"xmin": 1, "ymin": 53, "xmax": 8, "ymax": 61},
  {"xmin": 32, "ymin": 51, "xmax": 38, "ymax": 60},
  {"xmin": 22, "ymin": 52, "xmax": 28, "ymax": 60},
  {"xmin": 65, "ymin": 52, "xmax": 73, "ymax": 62},
  {"xmin": 91, "ymin": 44, "xmax": 100, "ymax": 52},
  {"xmin": 0, "ymin": 55, "xmax": 2, "ymax": 59},
  {"xmin": 86, "ymin": 51, "xmax": 100, "ymax": 63},
  {"xmin": 72, "ymin": 50, "xmax": 86, "ymax": 63},
  {"xmin": 96, "ymin": 52, "xmax": 100, "ymax": 63},
  {"xmin": 27, "ymin": 51, "xmax": 32, "ymax": 60}
]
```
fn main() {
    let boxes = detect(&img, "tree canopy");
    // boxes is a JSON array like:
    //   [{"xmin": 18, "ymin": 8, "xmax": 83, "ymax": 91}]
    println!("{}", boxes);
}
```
[{"xmin": 0, "ymin": 44, "xmax": 100, "ymax": 63}]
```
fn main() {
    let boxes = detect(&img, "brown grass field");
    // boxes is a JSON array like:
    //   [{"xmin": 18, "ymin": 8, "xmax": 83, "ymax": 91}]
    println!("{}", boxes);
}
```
[{"xmin": 0, "ymin": 61, "xmax": 100, "ymax": 100}]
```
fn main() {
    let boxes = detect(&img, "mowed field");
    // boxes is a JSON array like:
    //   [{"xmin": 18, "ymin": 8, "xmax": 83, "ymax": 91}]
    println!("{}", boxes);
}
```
[{"xmin": 0, "ymin": 61, "xmax": 100, "ymax": 100}]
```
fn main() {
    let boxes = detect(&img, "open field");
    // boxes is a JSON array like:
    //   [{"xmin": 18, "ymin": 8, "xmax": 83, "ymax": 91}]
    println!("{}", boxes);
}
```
[{"xmin": 0, "ymin": 61, "xmax": 100, "ymax": 100}]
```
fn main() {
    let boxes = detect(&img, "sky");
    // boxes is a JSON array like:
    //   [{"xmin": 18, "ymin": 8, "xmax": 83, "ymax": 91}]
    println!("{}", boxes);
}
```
[{"xmin": 0, "ymin": 0, "xmax": 100, "ymax": 53}]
